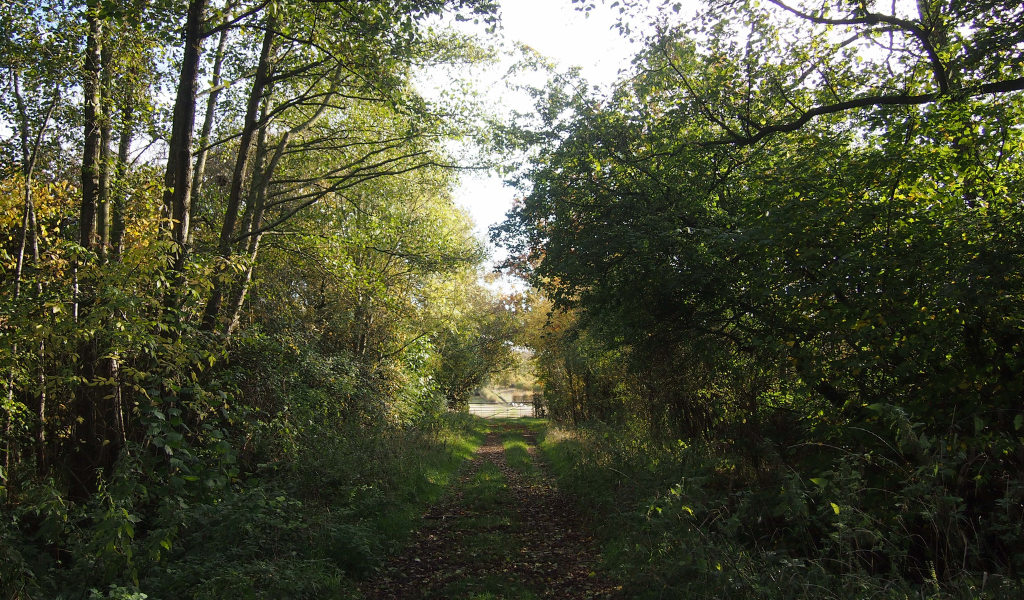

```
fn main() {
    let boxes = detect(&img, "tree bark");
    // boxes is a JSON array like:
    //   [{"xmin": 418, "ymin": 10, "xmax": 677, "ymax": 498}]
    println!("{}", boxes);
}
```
[
  {"xmin": 70, "ymin": 1, "xmax": 106, "ymax": 499},
  {"xmin": 111, "ymin": 94, "xmax": 134, "ymax": 260},
  {"xmin": 189, "ymin": 27, "xmax": 230, "ymax": 247},
  {"xmin": 98, "ymin": 44, "xmax": 113, "ymax": 260},
  {"xmin": 235, "ymin": 93, "xmax": 273, "ymax": 243},
  {"xmin": 161, "ymin": 0, "xmax": 209, "ymax": 272},
  {"xmin": 203, "ymin": 16, "xmax": 275, "ymax": 330},
  {"xmin": 80, "ymin": 1, "xmax": 103, "ymax": 250},
  {"xmin": 11, "ymin": 69, "xmax": 56, "ymax": 474},
  {"xmin": 224, "ymin": 66, "xmax": 344, "ymax": 337},
  {"xmin": 11, "ymin": 71, "xmax": 32, "ymax": 300}
]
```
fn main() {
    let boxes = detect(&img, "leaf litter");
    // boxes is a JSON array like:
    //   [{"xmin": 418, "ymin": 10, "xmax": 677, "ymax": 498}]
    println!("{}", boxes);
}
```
[{"xmin": 360, "ymin": 423, "xmax": 621, "ymax": 599}]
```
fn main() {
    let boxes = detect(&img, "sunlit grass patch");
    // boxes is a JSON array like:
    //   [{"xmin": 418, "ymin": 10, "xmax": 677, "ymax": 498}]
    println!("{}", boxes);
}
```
[
  {"xmin": 352, "ymin": 414, "xmax": 490, "ymax": 567},
  {"xmin": 501, "ymin": 434, "xmax": 534, "ymax": 475},
  {"xmin": 537, "ymin": 427, "xmax": 581, "ymax": 480},
  {"xmin": 538, "ymin": 426, "xmax": 571, "ymax": 445},
  {"xmin": 438, "ymin": 414, "xmax": 490, "ymax": 461},
  {"xmin": 488, "ymin": 417, "xmax": 549, "ymax": 432},
  {"xmin": 464, "ymin": 461, "xmax": 512, "ymax": 512}
]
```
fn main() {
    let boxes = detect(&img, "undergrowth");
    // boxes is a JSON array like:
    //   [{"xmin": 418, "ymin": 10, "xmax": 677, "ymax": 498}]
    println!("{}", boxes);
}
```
[
  {"xmin": 540, "ymin": 420, "xmax": 1024, "ymax": 600},
  {"xmin": 1, "ymin": 413, "xmax": 486, "ymax": 599}
]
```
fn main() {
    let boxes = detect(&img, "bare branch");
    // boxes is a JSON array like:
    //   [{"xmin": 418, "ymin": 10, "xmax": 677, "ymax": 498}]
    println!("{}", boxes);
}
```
[
  {"xmin": 202, "ymin": 1, "xmax": 270, "ymax": 39},
  {"xmin": 766, "ymin": 0, "xmax": 949, "ymax": 94}
]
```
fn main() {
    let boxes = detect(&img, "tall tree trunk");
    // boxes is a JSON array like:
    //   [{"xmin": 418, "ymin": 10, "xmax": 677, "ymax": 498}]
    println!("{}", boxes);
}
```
[
  {"xmin": 98, "ymin": 45, "xmax": 113, "ymax": 261},
  {"xmin": 236, "ymin": 89, "xmax": 273, "ymax": 242},
  {"xmin": 161, "ymin": 0, "xmax": 209, "ymax": 272},
  {"xmin": 108, "ymin": 92, "xmax": 134, "ymax": 446},
  {"xmin": 202, "ymin": 17, "xmax": 275, "ymax": 330},
  {"xmin": 35, "ymin": 339, "xmax": 47, "ymax": 473},
  {"xmin": 3, "ymin": 406, "xmax": 10, "ymax": 473},
  {"xmin": 28, "ymin": 196, "xmax": 44, "ymax": 471},
  {"xmin": 224, "ymin": 94, "xmax": 272, "ymax": 335},
  {"xmin": 11, "ymin": 71, "xmax": 56, "ymax": 474},
  {"xmin": 80, "ymin": 1, "xmax": 103, "ymax": 250},
  {"xmin": 224, "ymin": 66, "xmax": 343, "ymax": 337},
  {"xmin": 70, "ymin": 1, "xmax": 105, "ymax": 499},
  {"xmin": 111, "ymin": 93, "xmax": 135, "ymax": 259},
  {"xmin": 189, "ymin": 27, "xmax": 229, "ymax": 248},
  {"xmin": 94, "ymin": 44, "xmax": 117, "ymax": 465}
]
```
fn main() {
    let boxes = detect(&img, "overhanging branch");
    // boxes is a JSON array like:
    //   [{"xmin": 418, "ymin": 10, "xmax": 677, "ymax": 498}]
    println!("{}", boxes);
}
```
[{"xmin": 701, "ymin": 76, "xmax": 1024, "ymax": 147}]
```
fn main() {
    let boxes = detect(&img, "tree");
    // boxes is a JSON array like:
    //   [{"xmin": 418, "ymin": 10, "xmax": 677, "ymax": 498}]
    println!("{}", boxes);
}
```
[
  {"xmin": 0, "ymin": 0, "xmax": 501, "ymax": 491},
  {"xmin": 602, "ymin": 0, "xmax": 1024, "ymax": 146},
  {"xmin": 433, "ymin": 284, "xmax": 525, "ymax": 410},
  {"xmin": 498, "ymin": 0, "xmax": 1024, "ymax": 427},
  {"xmin": 494, "ymin": 0, "xmax": 1024, "ymax": 581},
  {"xmin": 196, "ymin": 0, "xmax": 498, "ymax": 333}
]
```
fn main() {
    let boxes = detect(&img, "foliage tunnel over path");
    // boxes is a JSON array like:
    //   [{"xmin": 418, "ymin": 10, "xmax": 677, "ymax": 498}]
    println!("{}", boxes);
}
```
[
  {"xmin": 493, "ymin": 0, "xmax": 1024, "ymax": 594},
  {"xmin": 0, "ymin": 0, "xmax": 525, "ymax": 597}
]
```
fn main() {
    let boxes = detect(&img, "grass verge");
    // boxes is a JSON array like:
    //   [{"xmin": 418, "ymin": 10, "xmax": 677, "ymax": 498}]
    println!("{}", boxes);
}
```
[{"xmin": 368, "ymin": 414, "xmax": 489, "ymax": 548}]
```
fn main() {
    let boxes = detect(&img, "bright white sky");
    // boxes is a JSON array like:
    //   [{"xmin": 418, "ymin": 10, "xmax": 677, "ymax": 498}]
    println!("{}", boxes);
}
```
[{"xmin": 423, "ymin": 0, "xmax": 646, "ymax": 263}]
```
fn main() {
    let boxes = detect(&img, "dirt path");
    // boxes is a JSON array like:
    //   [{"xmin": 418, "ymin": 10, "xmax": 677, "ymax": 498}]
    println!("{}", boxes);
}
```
[{"xmin": 360, "ymin": 424, "xmax": 619, "ymax": 599}]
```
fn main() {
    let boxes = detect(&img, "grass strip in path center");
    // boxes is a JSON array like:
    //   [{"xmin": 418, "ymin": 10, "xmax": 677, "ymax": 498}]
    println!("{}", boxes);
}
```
[{"xmin": 359, "ymin": 422, "xmax": 620, "ymax": 599}]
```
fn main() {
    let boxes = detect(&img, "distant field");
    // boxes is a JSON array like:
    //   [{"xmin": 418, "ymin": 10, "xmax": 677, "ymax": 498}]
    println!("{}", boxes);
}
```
[{"xmin": 468, "ymin": 403, "xmax": 534, "ymax": 419}]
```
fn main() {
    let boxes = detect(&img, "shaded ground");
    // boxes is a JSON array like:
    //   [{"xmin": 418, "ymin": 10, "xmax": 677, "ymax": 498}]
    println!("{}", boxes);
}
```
[{"xmin": 360, "ymin": 423, "xmax": 619, "ymax": 599}]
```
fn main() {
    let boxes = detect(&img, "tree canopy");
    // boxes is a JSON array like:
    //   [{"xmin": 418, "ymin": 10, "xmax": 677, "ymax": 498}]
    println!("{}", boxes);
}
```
[
  {"xmin": 493, "ymin": 0, "xmax": 1024, "ymax": 590},
  {"xmin": 1, "ymin": 1, "xmax": 524, "ymax": 595}
]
